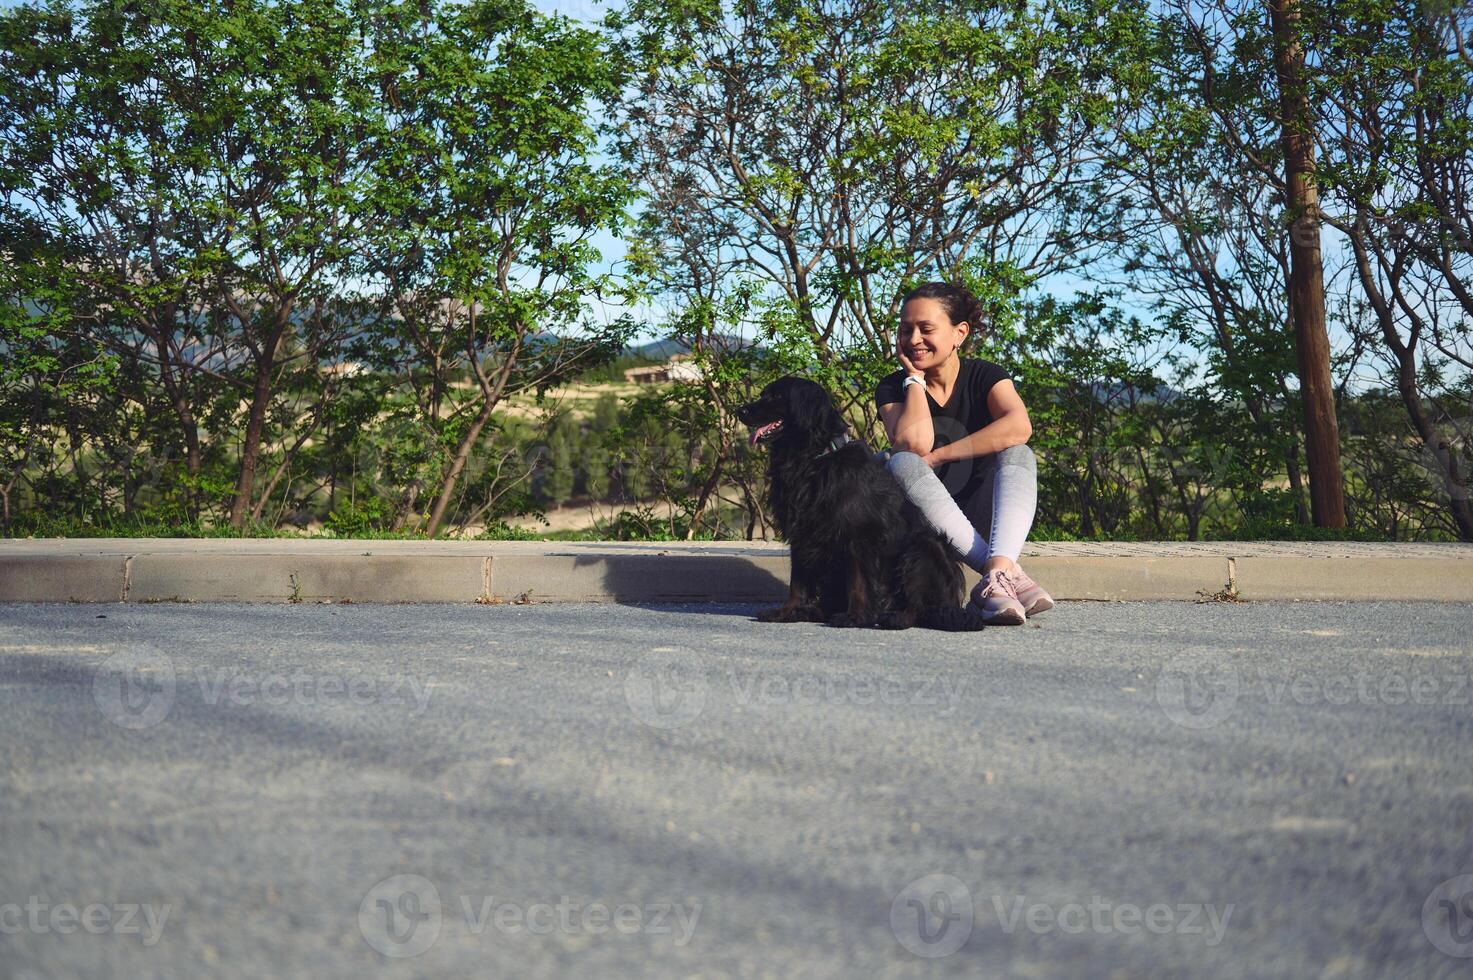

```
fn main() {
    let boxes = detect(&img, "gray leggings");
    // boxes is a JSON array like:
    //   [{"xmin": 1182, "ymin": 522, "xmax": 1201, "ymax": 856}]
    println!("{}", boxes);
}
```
[{"xmin": 884, "ymin": 444, "xmax": 1038, "ymax": 571}]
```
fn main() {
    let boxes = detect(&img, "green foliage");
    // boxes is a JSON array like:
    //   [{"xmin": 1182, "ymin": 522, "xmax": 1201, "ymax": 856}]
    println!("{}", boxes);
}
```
[
  {"xmin": 7, "ymin": 513, "xmax": 283, "ymax": 539},
  {"xmin": 0, "ymin": 0, "xmax": 1467, "ymax": 541},
  {"xmin": 472, "ymin": 521, "xmax": 544, "ymax": 541},
  {"xmin": 0, "ymin": 0, "xmax": 635, "ymax": 537},
  {"xmin": 540, "ymin": 414, "xmax": 579, "ymax": 509},
  {"xmin": 325, "ymin": 497, "xmax": 392, "ymax": 537}
]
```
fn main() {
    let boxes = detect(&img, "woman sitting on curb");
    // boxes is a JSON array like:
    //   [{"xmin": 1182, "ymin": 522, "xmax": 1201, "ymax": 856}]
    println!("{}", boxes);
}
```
[{"xmin": 875, "ymin": 281, "xmax": 1053, "ymax": 625}]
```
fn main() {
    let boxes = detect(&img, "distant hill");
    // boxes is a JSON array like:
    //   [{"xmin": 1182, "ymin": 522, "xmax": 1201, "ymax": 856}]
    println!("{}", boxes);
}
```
[
  {"xmin": 628, "ymin": 338, "xmax": 686, "ymax": 360},
  {"xmin": 626, "ymin": 334, "xmax": 759, "ymax": 360},
  {"xmin": 1085, "ymin": 381, "xmax": 1185, "ymax": 405}
]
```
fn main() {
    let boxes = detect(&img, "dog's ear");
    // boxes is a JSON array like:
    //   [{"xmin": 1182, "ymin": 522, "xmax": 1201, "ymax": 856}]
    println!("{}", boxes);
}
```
[{"xmin": 787, "ymin": 380, "xmax": 848, "ymax": 443}]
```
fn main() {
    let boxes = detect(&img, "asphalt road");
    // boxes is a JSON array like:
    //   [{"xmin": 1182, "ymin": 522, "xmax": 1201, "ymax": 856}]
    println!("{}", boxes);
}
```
[{"xmin": 1, "ymin": 599, "xmax": 1471, "ymax": 979}]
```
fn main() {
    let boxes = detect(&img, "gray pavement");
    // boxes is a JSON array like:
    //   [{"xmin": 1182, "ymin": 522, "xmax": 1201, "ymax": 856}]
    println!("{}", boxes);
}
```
[{"xmin": 1, "ymin": 600, "xmax": 1472, "ymax": 978}]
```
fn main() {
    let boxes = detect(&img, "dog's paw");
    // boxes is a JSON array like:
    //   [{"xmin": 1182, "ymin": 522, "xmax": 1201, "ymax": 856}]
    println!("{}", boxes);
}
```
[
  {"xmin": 758, "ymin": 604, "xmax": 824, "ymax": 623},
  {"xmin": 827, "ymin": 611, "xmax": 875, "ymax": 629},
  {"xmin": 876, "ymin": 611, "xmax": 912, "ymax": 630}
]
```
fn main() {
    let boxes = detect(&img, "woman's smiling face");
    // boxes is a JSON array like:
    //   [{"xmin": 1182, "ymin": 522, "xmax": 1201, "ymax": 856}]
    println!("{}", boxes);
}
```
[{"xmin": 899, "ymin": 297, "xmax": 968, "ymax": 370}]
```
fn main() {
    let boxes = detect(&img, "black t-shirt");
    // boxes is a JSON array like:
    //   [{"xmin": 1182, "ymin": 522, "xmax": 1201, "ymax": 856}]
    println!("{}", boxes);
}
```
[{"xmin": 875, "ymin": 357, "xmax": 1014, "ymax": 499}]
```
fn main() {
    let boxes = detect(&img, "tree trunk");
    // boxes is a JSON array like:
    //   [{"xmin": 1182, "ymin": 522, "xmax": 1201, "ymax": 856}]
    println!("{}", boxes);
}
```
[
  {"xmin": 249, "ymin": 384, "xmax": 332, "ymax": 524},
  {"xmin": 390, "ymin": 479, "xmax": 422, "ymax": 533},
  {"xmin": 1283, "ymin": 438, "xmax": 1309, "ymax": 524},
  {"xmin": 1269, "ymin": 0, "xmax": 1347, "ymax": 527},
  {"xmin": 154, "ymin": 348, "xmax": 201, "ymax": 480},
  {"xmin": 153, "ymin": 307, "xmax": 199, "ymax": 470},
  {"xmin": 424, "ymin": 401, "xmax": 495, "ymax": 538},
  {"xmin": 1078, "ymin": 467, "xmax": 1096, "ymax": 538},
  {"xmin": 228, "ymin": 356, "xmax": 274, "ymax": 528},
  {"xmin": 1346, "ymin": 224, "xmax": 1473, "ymax": 541},
  {"xmin": 1394, "ymin": 361, "xmax": 1473, "ymax": 540},
  {"xmin": 1133, "ymin": 444, "xmax": 1167, "ymax": 536},
  {"xmin": 145, "ymin": 305, "xmax": 204, "ymax": 516},
  {"xmin": 684, "ymin": 452, "xmax": 726, "ymax": 540},
  {"xmin": 228, "ymin": 308, "xmax": 296, "ymax": 528}
]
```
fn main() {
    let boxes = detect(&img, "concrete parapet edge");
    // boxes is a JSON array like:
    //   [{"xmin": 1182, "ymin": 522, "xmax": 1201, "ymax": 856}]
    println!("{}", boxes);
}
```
[{"xmin": 0, "ymin": 541, "xmax": 1468, "ymax": 603}]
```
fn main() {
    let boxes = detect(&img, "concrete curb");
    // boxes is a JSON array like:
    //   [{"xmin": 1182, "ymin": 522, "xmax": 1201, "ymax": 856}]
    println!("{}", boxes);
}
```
[{"xmin": 0, "ymin": 539, "xmax": 1469, "ymax": 604}]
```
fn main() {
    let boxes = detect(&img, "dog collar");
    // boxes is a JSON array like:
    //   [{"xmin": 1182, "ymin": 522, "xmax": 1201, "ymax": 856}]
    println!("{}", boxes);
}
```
[{"xmin": 814, "ymin": 433, "xmax": 853, "ymax": 459}]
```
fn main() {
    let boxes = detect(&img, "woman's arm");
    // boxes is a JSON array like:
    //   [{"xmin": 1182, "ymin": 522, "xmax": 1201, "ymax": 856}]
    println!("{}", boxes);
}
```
[
  {"xmin": 922, "ymin": 379, "xmax": 1032, "ymax": 466},
  {"xmin": 879, "ymin": 381, "xmax": 935, "ymax": 454}
]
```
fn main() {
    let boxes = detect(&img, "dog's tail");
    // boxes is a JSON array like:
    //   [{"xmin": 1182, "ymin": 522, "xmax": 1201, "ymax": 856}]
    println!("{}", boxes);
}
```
[{"xmin": 917, "ymin": 606, "xmax": 987, "ymax": 632}]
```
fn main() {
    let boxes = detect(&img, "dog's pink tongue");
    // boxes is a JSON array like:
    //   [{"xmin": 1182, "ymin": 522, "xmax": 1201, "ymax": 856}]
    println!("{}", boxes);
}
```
[{"xmin": 749, "ymin": 429, "xmax": 760, "ymax": 447}]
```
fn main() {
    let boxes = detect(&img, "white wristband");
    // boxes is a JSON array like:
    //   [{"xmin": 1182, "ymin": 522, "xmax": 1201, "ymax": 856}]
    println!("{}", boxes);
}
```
[{"xmin": 902, "ymin": 375, "xmax": 925, "ymax": 390}]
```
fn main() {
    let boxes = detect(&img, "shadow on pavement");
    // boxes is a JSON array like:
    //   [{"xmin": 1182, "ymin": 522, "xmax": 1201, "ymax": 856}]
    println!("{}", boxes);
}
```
[{"xmin": 572, "ymin": 553, "xmax": 786, "ymax": 617}]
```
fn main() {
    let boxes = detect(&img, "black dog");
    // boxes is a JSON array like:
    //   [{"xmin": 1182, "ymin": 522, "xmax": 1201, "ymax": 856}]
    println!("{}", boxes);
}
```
[{"xmin": 737, "ymin": 377, "xmax": 984, "ymax": 630}]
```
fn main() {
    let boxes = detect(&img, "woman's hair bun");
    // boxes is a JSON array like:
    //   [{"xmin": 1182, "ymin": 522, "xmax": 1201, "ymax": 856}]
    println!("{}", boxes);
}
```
[{"xmin": 900, "ymin": 282, "xmax": 988, "ymax": 342}]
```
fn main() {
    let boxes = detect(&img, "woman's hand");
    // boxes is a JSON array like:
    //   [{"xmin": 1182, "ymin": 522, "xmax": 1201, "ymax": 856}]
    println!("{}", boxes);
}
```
[
  {"xmin": 921, "ymin": 447, "xmax": 946, "ymax": 469},
  {"xmin": 897, "ymin": 339, "xmax": 921, "ymax": 378}
]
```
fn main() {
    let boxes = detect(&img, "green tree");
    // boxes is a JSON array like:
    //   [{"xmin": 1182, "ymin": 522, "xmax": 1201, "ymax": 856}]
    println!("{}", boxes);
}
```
[
  {"xmin": 608, "ymin": 0, "xmax": 1155, "ymax": 426},
  {"xmin": 358, "ymin": 0, "xmax": 637, "ymax": 536},
  {"xmin": 0, "ymin": 246, "xmax": 117, "ymax": 527},
  {"xmin": 1311, "ymin": 0, "xmax": 1473, "ymax": 539},
  {"xmin": 1104, "ymin": 2, "xmax": 1315, "ymax": 525},
  {"xmin": 541, "ymin": 413, "xmax": 578, "ymax": 509},
  {"xmin": 583, "ymin": 393, "xmax": 620, "ymax": 501},
  {"xmin": 0, "ymin": 0, "xmax": 376, "ymax": 526}
]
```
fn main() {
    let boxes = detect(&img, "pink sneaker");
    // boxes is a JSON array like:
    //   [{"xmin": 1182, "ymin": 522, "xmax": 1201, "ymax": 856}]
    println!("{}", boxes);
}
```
[
  {"xmin": 968, "ymin": 569, "xmax": 1026, "ymax": 625},
  {"xmin": 1012, "ymin": 567, "xmax": 1054, "ymax": 616}
]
